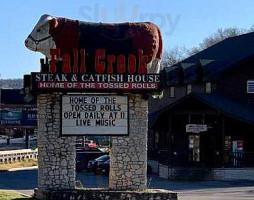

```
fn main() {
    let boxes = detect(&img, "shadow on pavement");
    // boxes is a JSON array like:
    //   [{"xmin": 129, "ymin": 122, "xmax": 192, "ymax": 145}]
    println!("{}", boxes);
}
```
[
  {"xmin": 1, "ymin": 169, "xmax": 254, "ymax": 192},
  {"xmin": 0, "ymin": 170, "xmax": 38, "ymax": 190},
  {"xmin": 147, "ymin": 175, "xmax": 254, "ymax": 191}
]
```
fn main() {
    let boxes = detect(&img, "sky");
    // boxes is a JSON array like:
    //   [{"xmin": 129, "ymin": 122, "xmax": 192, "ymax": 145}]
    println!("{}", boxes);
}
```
[{"xmin": 1, "ymin": 0, "xmax": 254, "ymax": 78}]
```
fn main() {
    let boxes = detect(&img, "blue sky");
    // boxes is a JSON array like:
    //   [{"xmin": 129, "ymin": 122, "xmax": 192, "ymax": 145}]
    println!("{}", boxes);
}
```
[{"xmin": 1, "ymin": 0, "xmax": 254, "ymax": 78}]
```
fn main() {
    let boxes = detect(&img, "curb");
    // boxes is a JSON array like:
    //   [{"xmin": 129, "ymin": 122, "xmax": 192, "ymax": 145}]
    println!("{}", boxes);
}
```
[{"xmin": 8, "ymin": 166, "xmax": 38, "ymax": 172}]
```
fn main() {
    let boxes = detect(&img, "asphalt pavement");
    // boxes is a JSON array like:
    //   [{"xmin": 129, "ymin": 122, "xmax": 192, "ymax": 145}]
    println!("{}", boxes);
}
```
[
  {"xmin": 0, "ymin": 169, "xmax": 254, "ymax": 199},
  {"xmin": 0, "ymin": 138, "xmax": 36, "ymax": 150}
]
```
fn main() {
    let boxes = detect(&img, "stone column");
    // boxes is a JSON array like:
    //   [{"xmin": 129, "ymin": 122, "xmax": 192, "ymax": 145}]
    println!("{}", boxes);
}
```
[
  {"xmin": 109, "ymin": 94, "xmax": 148, "ymax": 190},
  {"xmin": 36, "ymin": 93, "xmax": 76, "ymax": 199}
]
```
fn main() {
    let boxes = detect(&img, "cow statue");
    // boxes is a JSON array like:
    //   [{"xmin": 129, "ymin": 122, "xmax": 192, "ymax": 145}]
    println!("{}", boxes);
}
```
[{"xmin": 25, "ymin": 14, "xmax": 163, "ymax": 73}]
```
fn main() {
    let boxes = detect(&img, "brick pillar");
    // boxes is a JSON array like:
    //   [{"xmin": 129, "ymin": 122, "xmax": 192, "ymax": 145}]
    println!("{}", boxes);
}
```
[
  {"xmin": 109, "ymin": 94, "xmax": 148, "ymax": 190},
  {"xmin": 36, "ymin": 93, "xmax": 76, "ymax": 199}
]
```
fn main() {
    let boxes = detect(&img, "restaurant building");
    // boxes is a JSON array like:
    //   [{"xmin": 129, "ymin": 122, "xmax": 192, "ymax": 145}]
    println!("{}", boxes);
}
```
[{"xmin": 149, "ymin": 32, "xmax": 254, "ymax": 180}]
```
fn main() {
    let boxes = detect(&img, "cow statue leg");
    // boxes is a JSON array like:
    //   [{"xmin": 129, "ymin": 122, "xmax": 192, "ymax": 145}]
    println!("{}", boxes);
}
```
[{"xmin": 147, "ymin": 58, "xmax": 162, "ymax": 74}]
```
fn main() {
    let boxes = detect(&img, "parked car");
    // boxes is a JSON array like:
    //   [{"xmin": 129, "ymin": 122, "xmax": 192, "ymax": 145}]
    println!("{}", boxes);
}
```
[
  {"xmin": 76, "ymin": 147, "xmax": 107, "ymax": 172},
  {"xmin": 0, "ymin": 135, "xmax": 8, "ymax": 140},
  {"xmin": 76, "ymin": 139, "xmax": 97, "ymax": 148},
  {"xmin": 85, "ymin": 140, "xmax": 97, "ymax": 148},
  {"xmin": 96, "ymin": 159, "xmax": 110, "ymax": 175},
  {"xmin": 87, "ymin": 155, "xmax": 110, "ymax": 172},
  {"xmin": 23, "ymin": 135, "xmax": 37, "ymax": 141}
]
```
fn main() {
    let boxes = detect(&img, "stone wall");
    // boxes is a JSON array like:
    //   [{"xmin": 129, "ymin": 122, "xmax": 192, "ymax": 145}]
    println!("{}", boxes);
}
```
[
  {"xmin": 40, "ymin": 189, "xmax": 177, "ymax": 200},
  {"xmin": 109, "ymin": 94, "xmax": 148, "ymax": 190},
  {"xmin": 36, "ymin": 93, "xmax": 76, "ymax": 199}
]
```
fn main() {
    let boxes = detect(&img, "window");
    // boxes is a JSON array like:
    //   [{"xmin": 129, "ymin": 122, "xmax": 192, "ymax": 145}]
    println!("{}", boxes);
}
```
[
  {"xmin": 170, "ymin": 87, "xmax": 175, "ymax": 98},
  {"xmin": 205, "ymin": 82, "xmax": 212, "ymax": 94},
  {"xmin": 187, "ymin": 84, "xmax": 192, "ymax": 94},
  {"xmin": 247, "ymin": 81, "xmax": 254, "ymax": 93}
]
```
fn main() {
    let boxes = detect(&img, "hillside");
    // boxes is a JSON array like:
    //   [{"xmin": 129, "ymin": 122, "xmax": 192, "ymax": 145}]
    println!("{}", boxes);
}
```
[{"xmin": 0, "ymin": 79, "xmax": 23, "ymax": 89}]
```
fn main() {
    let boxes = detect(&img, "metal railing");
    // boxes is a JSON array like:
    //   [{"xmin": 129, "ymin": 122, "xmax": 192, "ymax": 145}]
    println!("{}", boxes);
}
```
[
  {"xmin": 156, "ymin": 151, "xmax": 254, "ymax": 168},
  {"xmin": 0, "ymin": 149, "xmax": 38, "ymax": 163},
  {"xmin": 226, "ymin": 152, "xmax": 254, "ymax": 167}
]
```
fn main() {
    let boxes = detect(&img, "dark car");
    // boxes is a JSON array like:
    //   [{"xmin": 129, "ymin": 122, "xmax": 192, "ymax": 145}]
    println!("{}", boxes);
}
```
[
  {"xmin": 96, "ymin": 159, "xmax": 110, "ymax": 175},
  {"xmin": 87, "ymin": 155, "xmax": 110, "ymax": 172},
  {"xmin": 76, "ymin": 147, "xmax": 107, "ymax": 172}
]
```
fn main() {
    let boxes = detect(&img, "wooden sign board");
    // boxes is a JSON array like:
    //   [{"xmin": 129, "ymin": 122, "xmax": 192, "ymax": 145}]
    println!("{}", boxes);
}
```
[{"xmin": 61, "ymin": 94, "xmax": 128, "ymax": 136}]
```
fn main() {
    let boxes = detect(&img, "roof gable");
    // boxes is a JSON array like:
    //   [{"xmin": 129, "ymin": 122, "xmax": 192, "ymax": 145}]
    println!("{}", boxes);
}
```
[{"xmin": 164, "ymin": 32, "xmax": 254, "ymax": 86}]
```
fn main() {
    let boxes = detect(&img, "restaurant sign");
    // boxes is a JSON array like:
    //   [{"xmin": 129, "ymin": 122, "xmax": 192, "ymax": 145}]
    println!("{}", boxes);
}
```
[
  {"xmin": 30, "ymin": 48, "xmax": 162, "ymax": 93},
  {"xmin": 31, "ymin": 73, "xmax": 160, "ymax": 92},
  {"xmin": 61, "ymin": 95, "xmax": 128, "ymax": 136},
  {"xmin": 186, "ymin": 124, "xmax": 207, "ymax": 133}
]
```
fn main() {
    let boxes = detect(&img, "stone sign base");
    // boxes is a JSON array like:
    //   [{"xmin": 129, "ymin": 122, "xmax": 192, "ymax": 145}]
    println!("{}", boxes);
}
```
[{"xmin": 35, "ymin": 188, "xmax": 177, "ymax": 200}]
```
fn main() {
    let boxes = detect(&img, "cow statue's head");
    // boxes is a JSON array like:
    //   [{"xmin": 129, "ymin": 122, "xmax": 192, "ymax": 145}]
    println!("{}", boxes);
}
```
[{"xmin": 25, "ymin": 14, "xmax": 57, "ymax": 58}]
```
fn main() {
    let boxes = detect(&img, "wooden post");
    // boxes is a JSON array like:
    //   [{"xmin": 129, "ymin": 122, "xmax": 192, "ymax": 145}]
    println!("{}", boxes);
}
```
[
  {"xmin": 168, "ymin": 115, "xmax": 172, "ymax": 165},
  {"xmin": 221, "ymin": 117, "xmax": 225, "ymax": 167}
]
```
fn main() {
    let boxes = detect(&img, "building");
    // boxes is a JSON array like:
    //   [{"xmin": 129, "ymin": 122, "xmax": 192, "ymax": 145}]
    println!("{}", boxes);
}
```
[{"xmin": 149, "ymin": 32, "xmax": 254, "ymax": 180}]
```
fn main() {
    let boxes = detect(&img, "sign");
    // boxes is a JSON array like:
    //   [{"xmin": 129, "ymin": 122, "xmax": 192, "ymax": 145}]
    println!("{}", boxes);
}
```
[
  {"xmin": 31, "ymin": 73, "xmax": 161, "ymax": 92},
  {"xmin": 1, "ymin": 110, "xmax": 22, "ymax": 125},
  {"xmin": 0, "ymin": 109, "xmax": 37, "ymax": 127},
  {"xmin": 232, "ymin": 140, "xmax": 244, "ymax": 152},
  {"xmin": 49, "ymin": 48, "xmax": 149, "ymax": 74},
  {"xmin": 186, "ymin": 124, "xmax": 207, "ymax": 133},
  {"xmin": 27, "ymin": 16, "xmax": 163, "ymax": 94},
  {"xmin": 22, "ymin": 110, "xmax": 37, "ymax": 126},
  {"xmin": 237, "ymin": 141, "xmax": 243, "ymax": 149},
  {"xmin": 30, "ymin": 48, "xmax": 162, "ymax": 93},
  {"xmin": 61, "ymin": 95, "xmax": 128, "ymax": 136}
]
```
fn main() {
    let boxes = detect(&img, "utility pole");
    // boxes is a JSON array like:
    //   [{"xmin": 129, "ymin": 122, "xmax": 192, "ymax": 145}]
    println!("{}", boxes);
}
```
[{"xmin": 25, "ymin": 129, "xmax": 30, "ymax": 149}]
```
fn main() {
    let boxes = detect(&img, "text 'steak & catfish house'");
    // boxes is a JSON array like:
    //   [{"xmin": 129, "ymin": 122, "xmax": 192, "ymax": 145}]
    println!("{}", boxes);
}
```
[{"xmin": 31, "ymin": 48, "xmax": 161, "ymax": 92}]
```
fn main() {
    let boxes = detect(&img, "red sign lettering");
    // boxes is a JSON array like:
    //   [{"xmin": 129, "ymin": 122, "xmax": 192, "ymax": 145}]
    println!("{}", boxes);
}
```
[{"xmin": 49, "ymin": 48, "xmax": 149, "ymax": 74}]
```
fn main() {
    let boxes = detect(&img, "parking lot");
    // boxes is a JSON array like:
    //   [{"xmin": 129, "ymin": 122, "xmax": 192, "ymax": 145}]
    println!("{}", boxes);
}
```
[
  {"xmin": 0, "ymin": 169, "xmax": 254, "ymax": 200},
  {"xmin": 0, "ymin": 138, "xmax": 37, "ymax": 150}
]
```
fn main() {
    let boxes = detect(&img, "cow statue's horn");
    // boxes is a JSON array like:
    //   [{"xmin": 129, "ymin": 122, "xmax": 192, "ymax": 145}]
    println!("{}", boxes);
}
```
[{"xmin": 40, "ymin": 14, "xmax": 54, "ymax": 24}]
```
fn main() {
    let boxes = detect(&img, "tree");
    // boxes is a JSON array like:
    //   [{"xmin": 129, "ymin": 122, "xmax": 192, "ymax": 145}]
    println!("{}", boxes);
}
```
[
  {"xmin": 161, "ymin": 46, "xmax": 187, "ymax": 68},
  {"xmin": 188, "ymin": 27, "xmax": 248, "ymax": 56},
  {"xmin": 162, "ymin": 27, "xmax": 251, "ymax": 67}
]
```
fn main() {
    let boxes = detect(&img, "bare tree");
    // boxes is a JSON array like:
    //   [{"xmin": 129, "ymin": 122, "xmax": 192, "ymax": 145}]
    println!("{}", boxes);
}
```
[
  {"xmin": 162, "ymin": 27, "xmax": 252, "ymax": 68},
  {"xmin": 161, "ymin": 46, "xmax": 188, "ymax": 68},
  {"xmin": 188, "ymin": 27, "xmax": 248, "ymax": 56}
]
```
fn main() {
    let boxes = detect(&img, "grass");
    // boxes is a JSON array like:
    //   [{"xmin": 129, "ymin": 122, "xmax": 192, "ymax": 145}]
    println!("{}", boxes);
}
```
[
  {"xmin": 0, "ymin": 159, "xmax": 38, "ymax": 170},
  {"xmin": 0, "ymin": 190, "xmax": 37, "ymax": 200}
]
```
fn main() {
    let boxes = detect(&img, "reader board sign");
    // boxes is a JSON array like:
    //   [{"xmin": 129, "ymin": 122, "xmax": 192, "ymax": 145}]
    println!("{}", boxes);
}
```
[{"xmin": 61, "ymin": 95, "xmax": 128, "ymax": 136}]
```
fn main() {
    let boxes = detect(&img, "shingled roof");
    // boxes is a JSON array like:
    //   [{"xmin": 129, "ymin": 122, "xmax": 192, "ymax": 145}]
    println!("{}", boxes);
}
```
[{"xmin": 165, "ymin": 31, "xmax": 254, "ymax": 86}]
